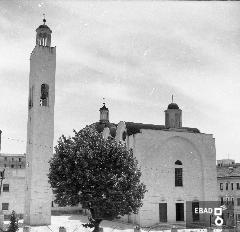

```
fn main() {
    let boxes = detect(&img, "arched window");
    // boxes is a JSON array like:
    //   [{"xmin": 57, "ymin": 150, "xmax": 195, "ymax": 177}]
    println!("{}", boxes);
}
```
[
  {"xmin": 122, "ymin": 131, "xmax": 127, "ymax": 141},
  {"xmin": 40, "ymin": 84, "xmax": 49, "ymax": 106},
  {"xmin": 175, "ymin": 160, "xmax": 183, "ymax": 187}
]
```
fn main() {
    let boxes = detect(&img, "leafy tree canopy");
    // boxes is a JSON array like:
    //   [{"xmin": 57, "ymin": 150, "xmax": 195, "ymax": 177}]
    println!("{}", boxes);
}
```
[{"xmin": 49, "ymin": 125, "xmax": 146, "ymax": 232}]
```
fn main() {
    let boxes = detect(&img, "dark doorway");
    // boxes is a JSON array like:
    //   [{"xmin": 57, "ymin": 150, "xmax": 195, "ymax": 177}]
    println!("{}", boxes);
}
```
[
  {"xmin": 159, "ymin": 203, "xmax": 167, "ymax": 222},
  {"xmin": 192, "ymin": 202, "xmax": 199, "ymax": 221},
  {"xmin": 176, "ymin": 203, "xmax": 184, "ymax": 221}
]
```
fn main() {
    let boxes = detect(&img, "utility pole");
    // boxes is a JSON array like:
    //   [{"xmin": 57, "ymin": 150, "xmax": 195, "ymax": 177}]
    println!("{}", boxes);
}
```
[{"xmin": 0, "ymin": 169, "xmax": 5, "ymax": 231}]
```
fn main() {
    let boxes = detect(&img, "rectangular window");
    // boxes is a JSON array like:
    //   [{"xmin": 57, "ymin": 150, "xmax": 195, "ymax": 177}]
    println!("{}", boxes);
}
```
[
  {"xmin": 4, "ymin": 157, "xmax": 7, "ymax": 161},
  {"xmin": 175, "ymin": 168, "xmax": 183, "ymax": 186},
  {"xmin": 19, "ymin": 158, "xmax": 21, "ymax": 162},
  {"xmin": 226, "ymin": 183, "xmax": 228, "ymax": 190},
  {"xmin": 231, "ymin": 183, "xmax": 234, "ymax": 190},
  {"xmin": 29, "ymin": 86, "xmax": 34, "ymax": 109},
  {"xmin": 220, "ymin": 197, "xmax": 224, "ymax": 205},
  {"xmin": 2, "ymin": 203, "xmax": 9, "ymax": 210},
  {"xmin": 220, "ymin": 183, "xmax": 223, "ymax": 190},
  {"xmin": 237, "ymin": 183, "xmax": 240, "ymax": 190},
  {"xmin": 40, "ymin": 84, "xmax": 49, "ymax": 107},
  {"xmin": 3, "ymin": 184, "xmax": 9, "ymax": 192},
  {"xmin": 11, "ymin": 165, "xmax": 14, "ymax": 168},
  {"xmin": 237, "ymin": 198, "xmax": 240, "ymax": 206}
]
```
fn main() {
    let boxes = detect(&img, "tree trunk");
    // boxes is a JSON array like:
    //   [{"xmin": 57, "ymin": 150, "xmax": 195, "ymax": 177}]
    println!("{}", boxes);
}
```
[
  {"xmin": 92, "ymin": 218, "xmax": 102, "ymax": 232},
  {"xmin": 89, "ymin": 208, "xmax": 102, "ymax": 232}
]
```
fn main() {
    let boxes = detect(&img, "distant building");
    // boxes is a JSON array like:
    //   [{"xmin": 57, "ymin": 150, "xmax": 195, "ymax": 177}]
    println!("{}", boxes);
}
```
[
  {"xmin": 0, "ymin": 153, "xmax": 25, "ymax": 219},
  {"xmin": 217, "ymin": 159, "xmax": 240, "ymax": 225},
  {"xmin": 217, "ymin": 159, "xmax": 235, "ymax": 167},
  {"xmin": 100, "ymin": 102, "xmax": 217, "ymax": 226},
  {"xmin": 0, "ymin": 153, "xmax": 26, "ymax": 169}
]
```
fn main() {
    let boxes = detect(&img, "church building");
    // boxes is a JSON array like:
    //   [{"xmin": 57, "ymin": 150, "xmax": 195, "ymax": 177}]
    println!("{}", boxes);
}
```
[
  {"xmin": 97, "ymin": 102, "xmax": 218, "ymax": 226},
  {"xmin": 0, "ymin": 19, "xmax": 218, "ymax": 228}
]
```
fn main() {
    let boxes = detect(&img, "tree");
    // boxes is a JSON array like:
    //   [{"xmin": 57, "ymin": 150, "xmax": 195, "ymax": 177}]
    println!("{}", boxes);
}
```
[
  {"xmin": 49, "ymin": 125, "xmax": 147, "ymax": 232},
  {"xmin": 7, "ymin": 211, "xmax": 18, "ymax": 232}
]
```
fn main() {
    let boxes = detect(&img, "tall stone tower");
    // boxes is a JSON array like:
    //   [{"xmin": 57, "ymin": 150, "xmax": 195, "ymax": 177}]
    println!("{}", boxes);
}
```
[{"xmin": 24, "ymin": 18, "xmax": 56, "ymax": 226}]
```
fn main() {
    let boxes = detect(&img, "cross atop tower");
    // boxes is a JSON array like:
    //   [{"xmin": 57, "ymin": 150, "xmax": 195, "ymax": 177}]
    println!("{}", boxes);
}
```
[{"xmin": 43, "ymin": 13, "xmax": 46, "ymax": 25}]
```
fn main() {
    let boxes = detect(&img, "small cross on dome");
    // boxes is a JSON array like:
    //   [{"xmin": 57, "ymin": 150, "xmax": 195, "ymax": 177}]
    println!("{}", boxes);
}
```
[{"xmin": 43, "ymin": 13, "xmax": 46, "ymax": 25}]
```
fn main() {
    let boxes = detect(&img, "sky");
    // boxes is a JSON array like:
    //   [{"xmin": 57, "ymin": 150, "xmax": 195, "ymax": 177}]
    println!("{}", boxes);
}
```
[{"xmin": 0, "ymin": 1, "xmax": 240, "ymax": 162}]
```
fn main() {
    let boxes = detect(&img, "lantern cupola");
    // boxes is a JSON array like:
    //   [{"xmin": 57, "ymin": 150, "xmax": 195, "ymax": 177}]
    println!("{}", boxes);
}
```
[{"xmin": 36, "ymin": 15, "xmax": 52, "ymax": 47}]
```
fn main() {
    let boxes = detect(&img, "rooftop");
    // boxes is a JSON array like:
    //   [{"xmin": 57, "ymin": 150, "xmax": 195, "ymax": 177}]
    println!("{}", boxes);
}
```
[
  {"xmin": 167, "ymin": 102, "xmax": 180, "ymax": 110},
  {"xmin": 125, "ymin": 122, "xmax": 200, "ymax": 136},
  {"xmin": 0, "ymin": 153, "xmax": 25, "ymax": 157},
  {"xmin": 217, "ymin": 165, "xmax": 240, "ymax": 178},
  {"xmin": 99, "ymin": 103, "xmax": 109, "ymax": 111},
  {"xmin": 92, "ymin": 122, "xmax": 117, "ymax": 138}
]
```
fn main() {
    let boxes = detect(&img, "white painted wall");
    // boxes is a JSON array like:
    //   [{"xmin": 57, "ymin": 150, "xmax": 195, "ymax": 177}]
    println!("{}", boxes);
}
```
[{"xmin": 116, "ymin": 122, "xmax": 217, "ymax": 227}]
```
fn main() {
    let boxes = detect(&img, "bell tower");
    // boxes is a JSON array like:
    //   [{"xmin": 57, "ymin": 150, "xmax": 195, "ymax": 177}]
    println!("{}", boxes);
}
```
[
  {"xmin": 24, "ymin": 17, "xmax": 56, "ymax": 226},
  {"xmin": 164, "ymin": 96, "xmax": 182, "ymax": 129},
  {"xmin": 99, "ymin": 101, "xmax": 109, "ymax": 124}
]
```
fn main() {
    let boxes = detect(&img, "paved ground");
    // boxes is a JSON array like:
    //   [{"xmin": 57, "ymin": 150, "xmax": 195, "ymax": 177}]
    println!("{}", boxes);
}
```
[
  {"xmin": 4, "ymin": 214, "xmax": 136, "ymax": 232},
  {"xmin": 3, "ymin": 215, "xmax": 234, "ymax": 232}
]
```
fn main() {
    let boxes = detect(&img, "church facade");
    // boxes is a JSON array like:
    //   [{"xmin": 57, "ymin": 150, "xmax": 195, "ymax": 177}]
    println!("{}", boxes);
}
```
[{"xmin": 99, "ymin": 103, "xmax": 218, "ymax": 226}]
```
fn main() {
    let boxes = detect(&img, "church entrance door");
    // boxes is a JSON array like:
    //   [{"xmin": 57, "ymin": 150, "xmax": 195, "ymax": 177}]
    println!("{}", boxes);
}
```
[
  {"xmin": 159, "ymin": 203, "xmax": 167, "ymax": 222},
  {"xmin": 176, "ymin": 203, "xmax": 184, "ymax": 221}
]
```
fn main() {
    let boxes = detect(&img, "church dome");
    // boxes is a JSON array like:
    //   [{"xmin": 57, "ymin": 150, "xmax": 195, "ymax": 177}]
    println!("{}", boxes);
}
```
[
  {"xmin": 37, "ymin": 24, "xmax": 51, "ymax": 30},
  {"xmin": 167, "ymin": 103, "xmax": 179, "ymax": 110},
  {"xmin": 36, "ymin": 17, "xmax": 52, "ymax": 33}
]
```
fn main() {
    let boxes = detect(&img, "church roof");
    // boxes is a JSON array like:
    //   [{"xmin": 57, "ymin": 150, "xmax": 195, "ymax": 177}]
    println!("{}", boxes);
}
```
[
  {"xmin": 38, "ymin": 24, "xmax": 50, "ymax": 29},
  {"xmin": 167, "ymin": 103, "xmax": 179, "ymax": 110},
  {"xmin": 91, "ymin": 122, "xmax": 117, "ymax": 137},
  {"xmin": 217, "ymin": 165, "xmax": 240, "ymax": 178},
  {"xmin": 36, "ymin": 24, "xmax": 52, "ymax": 33},
  {"xmin": 125, "ymin": 122, "xmax": 200, "ymax": 136},
  {"xmin": 99, "ymin": 104, "xmax": 108, "ymax": 111}
]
